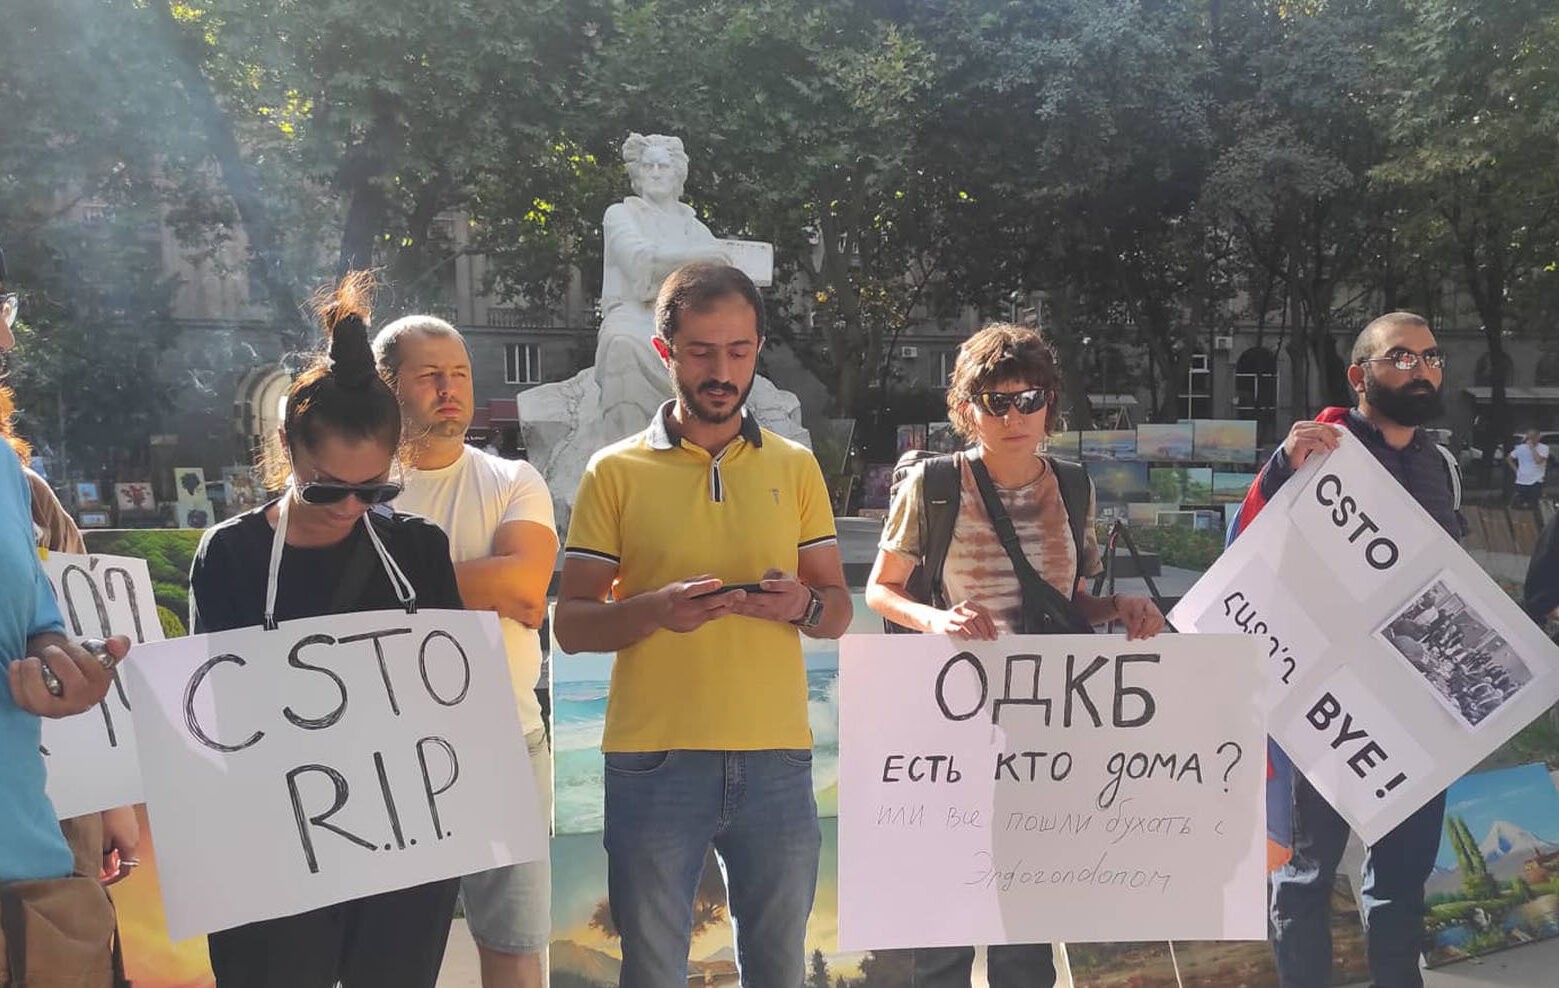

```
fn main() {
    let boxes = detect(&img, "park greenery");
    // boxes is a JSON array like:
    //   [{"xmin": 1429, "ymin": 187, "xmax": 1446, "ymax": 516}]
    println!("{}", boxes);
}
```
[{"xmin": 3, "ymin": 0, "xmax": 1559, "ymax": 464}]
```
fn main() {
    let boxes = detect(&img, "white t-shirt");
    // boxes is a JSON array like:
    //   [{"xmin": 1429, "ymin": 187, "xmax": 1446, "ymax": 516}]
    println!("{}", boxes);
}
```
[
  {"xmin": 1512, "ymin": 443, "xmax": 1550, "ymax": 485},
  {"xmin": 395, "ymin": 447, "xmax": 556, "ymax": 733}
]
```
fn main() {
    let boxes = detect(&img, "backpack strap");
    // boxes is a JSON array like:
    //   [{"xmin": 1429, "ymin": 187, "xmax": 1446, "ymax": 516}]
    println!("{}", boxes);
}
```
[
  {"xmin": 1436, "ymin": 443, "xmax": 1463, "ymax": 510},
  {"xmin": 1049, "ymin": 456, "xmax": 1092, "ymax": 574},
  {"xmin": 919, "ymin": 454, "xmax": 962, "ymax": 609}
]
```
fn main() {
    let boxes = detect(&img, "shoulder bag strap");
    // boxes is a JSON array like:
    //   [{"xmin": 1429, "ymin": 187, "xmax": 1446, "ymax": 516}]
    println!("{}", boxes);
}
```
[
  {"xmin": 967, "ymin": 456, "xmax": 1083, "ymax": 630},
  {"xmin": 1049, "ymin": 457, "xmax": 1092, "ymax": 569},
  {"xmin": 328, "ymin": 520, "xmax": 384, "ymax": 614}
]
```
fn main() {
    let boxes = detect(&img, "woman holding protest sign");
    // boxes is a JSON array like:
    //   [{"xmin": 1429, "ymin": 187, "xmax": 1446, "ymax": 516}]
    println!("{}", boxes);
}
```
[
  {"xmin": 864, "ymin": 322, "xmax": 1164, "ymax": 988},
  {"xmin": 187, "ymin": 273, "xmax": 465, "ymax": 988}
]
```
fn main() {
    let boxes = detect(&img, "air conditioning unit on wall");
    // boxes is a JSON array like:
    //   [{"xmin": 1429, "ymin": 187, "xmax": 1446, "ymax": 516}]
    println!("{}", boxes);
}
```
[
  {"xmin": 1213, "ymin": 335, "xmax": 1235, "ymax": 351},
  {"xmin": 900, "ymin": 345, "xmax": 920, "ymax": 358}
]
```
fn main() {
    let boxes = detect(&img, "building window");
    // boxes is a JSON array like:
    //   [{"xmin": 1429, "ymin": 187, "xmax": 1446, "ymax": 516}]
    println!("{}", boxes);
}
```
[
  {"xmin": 1536, "ymin": 352, "xmax": 1559, "ymax": 387},
  {"xmin": 1182, "ymin": 350, "xmax": 1212, "ymax": 419},
  {"xmin": 1234, "ymin": 346, "xmax": 1279, "ymax": 441},
  {"xmin": 504, "ymin": 343, "xmax": 541, "ymax": 385},
  {"xmin": 937, "ymin": 350, "xmax": 956, "ymax": 388}
]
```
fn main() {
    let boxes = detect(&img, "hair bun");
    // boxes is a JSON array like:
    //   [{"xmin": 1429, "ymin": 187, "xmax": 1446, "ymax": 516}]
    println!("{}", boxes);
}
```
[{"xmin": 328, "ymin": 312, "xmax": 377, "ymax": 388}]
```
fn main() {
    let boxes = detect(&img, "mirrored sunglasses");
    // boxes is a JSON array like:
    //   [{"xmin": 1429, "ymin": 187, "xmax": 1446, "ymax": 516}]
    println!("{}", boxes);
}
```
[
  {"xmin": 972, "ymin": 387, "xmax": 1049, "ymax": 417},
  {"xmin": 295, "ymin": 481, "xmax": 403, "ymax": 506}
]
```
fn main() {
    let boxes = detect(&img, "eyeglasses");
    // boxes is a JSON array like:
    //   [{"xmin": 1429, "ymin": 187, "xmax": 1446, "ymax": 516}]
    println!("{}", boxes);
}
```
[
  {"xmin": 294, "ymin": 480, "xmax": 403, "ymax": 506},
  {"xmin": 1358, "ymin": 348, "xmax": 1446, "ymax": 372},
  {"xmin": 970, "ymin": 387, "xmax": 1049, "ymax": 417}
]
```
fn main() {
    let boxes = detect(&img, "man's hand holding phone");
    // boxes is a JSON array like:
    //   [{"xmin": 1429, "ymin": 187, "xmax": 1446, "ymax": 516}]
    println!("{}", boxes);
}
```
[
  {"xmin": 656, "ymin": 576, "xmax": 747, "ymax": 633},
  {"xmin": 732, "ymin": 568, "xmax": 811, "ymax": 625}
]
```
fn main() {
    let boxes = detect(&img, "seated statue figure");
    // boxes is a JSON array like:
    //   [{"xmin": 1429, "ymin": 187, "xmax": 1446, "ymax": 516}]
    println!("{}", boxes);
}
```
[
  {"xmin": 517, "ymin": 132, "xmax": 807, "ymax": 526},
  {"xmin": 595, "ymin": 134, "xmax": 730, "ymax": 439}
]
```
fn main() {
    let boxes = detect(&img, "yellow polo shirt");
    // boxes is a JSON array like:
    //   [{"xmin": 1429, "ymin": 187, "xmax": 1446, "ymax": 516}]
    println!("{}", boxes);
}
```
[{"xmin": 564, "ymin": 404, "xmax": 837, "ymax": 752}]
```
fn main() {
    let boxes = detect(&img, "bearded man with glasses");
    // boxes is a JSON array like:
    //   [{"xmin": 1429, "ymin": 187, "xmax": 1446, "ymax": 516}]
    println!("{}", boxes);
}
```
[{"xmin": 1235, "ymin": 311, "xmax": 1463, "ymax": 988}]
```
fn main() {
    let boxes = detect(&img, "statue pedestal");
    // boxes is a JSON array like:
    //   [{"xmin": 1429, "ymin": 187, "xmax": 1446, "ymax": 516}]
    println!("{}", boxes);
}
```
[{"xmin": 519, "ymin": 369, "xmax": 811, "ymax": 531}]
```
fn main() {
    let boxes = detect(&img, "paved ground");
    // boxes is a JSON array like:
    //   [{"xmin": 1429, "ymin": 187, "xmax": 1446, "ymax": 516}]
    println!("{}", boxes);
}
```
[{"xmin": 437, "ymin": 919, "xmax": 1559, "ymax": 986}]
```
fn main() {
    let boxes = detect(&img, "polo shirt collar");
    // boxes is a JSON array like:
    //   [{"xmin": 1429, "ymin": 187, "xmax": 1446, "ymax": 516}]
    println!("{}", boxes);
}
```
[{"xmin": 646, "ymin": 400, "xmax": 765, "ymax": 451}]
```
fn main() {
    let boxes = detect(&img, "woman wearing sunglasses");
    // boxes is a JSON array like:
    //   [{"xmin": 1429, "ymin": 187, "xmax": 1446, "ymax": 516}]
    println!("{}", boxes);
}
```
[
  {"xmin": 187, "ymin": 273, "xmax": 465, "ymax": 988},
  {"xmin": 865, "ymin": 322, "xmax": 1164, "ymax": 988}
]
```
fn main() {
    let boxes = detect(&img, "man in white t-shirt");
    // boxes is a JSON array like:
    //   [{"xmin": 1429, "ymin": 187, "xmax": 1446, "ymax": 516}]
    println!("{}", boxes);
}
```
[
  {"xmin": 1508, "ymin": 429, "xmax": 1550, "ymax": 508},
  {"xmin": 374, "ymin": 315, "xmax": 557, "ymax": 988}
]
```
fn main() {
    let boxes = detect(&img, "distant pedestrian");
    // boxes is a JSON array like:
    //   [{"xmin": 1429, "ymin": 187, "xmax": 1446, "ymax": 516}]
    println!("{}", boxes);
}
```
[{"xmin": 1508, "ymin": 429, "xmax": 1549, "ymax": 508}]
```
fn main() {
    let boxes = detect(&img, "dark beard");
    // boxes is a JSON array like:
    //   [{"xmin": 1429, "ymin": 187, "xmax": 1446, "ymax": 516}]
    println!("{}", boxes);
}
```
[
  {"xmin": 1365, "ymin": 376, "xmax": 1444, "ymax": 426},
  {"xmin": 673, "ymin": 376, "xmax": 754, "ymax": 425}
]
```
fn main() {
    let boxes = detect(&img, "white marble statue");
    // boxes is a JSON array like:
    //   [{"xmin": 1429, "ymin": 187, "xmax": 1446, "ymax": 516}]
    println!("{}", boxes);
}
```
[{"xmin": 518, "ymin": 132, "xmax": 809, "ymax": 526}]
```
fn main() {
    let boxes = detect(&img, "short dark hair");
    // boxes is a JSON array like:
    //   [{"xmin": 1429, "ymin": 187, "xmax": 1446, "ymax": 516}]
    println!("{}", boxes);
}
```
[
  {"xmin": 372, "ymin": 314, "xmax": 467, "ymax": 387},
  {"xmin": 260, "ymin": 271, "xmax": 402, "ymax": 488},
  {"xmin": 1352, "ymin": 312, "xmax": 1430, "ymax": 364},
  {"xmin": 654, "ymin": 262, "xmax": 765, "ymax": 341},
  {"xmin": 947, "ymin": 323, "xmax": 1064, "ymax": 438}
]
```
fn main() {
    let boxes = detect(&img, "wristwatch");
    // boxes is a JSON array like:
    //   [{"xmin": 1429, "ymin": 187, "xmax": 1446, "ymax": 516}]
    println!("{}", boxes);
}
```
[{"xmin": 791, "ymin": 585, "xmax": 825, "ymax": 629}]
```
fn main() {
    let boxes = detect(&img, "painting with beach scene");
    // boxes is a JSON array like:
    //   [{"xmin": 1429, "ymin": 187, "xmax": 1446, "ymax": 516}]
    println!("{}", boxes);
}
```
[
  {"xmin": 1081, "ymin": 430, "xmax": 1136, "ymax": 461},
  {"xmin": 551, "ymin": 593, "xmax": 878, "ymax": 835},
  {"xmin": 1135, "ymin": 422, "xmax": 1195, "ymax": 462},
  {"xmin": 1192, "ymin": 419, "xmax": 1259, "ymax": 465},
  {"xmin": 550, "ymin": 820, "xmax": 871, "ymax": 987},
  {"xmin": 1423, "ymin": 762, "xmax": 1559, "ymax": 966}
]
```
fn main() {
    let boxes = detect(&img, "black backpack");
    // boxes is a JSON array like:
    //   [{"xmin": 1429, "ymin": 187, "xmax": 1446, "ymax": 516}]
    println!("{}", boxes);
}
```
[{"xmin": 883, "ymin": 449, "xmax": 1093, "ymax": 634}]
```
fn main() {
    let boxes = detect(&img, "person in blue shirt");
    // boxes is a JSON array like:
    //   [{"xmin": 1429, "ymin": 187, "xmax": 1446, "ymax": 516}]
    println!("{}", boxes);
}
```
[{"xmin": 0, "ymin": 246, "xmax": 130, "ymax": 983}]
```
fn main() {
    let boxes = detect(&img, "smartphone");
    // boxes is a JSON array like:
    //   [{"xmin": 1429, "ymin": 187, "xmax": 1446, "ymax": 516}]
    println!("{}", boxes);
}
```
[{"xmin": 696, "ymin": 582, "xmax": 770, "ymax": 598}]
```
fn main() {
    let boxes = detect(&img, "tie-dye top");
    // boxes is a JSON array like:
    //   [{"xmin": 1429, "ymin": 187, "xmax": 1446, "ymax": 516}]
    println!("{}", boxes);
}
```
[{"xmin": 881, "ymin": 454, "xmax": 1102, "ymax": 634}]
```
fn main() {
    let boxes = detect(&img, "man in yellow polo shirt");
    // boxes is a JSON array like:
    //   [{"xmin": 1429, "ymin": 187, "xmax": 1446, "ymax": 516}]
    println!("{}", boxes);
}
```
[{"xmin": 555, "ymin": 262, "xmax": 852, "ymax": 987}]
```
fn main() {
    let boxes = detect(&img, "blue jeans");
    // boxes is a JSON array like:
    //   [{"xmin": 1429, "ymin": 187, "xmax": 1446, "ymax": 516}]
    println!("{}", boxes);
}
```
[
  {"xmin": 1270, "ymin": 772, "xmax": 1446, "ymax": 988},
  {"xmin": 603, "ymin": 749, "xmax": 822, "ymax": 988},
  {"xmin": 912, "ymin": 944, "xmax": 1055, "ymax": 987}
]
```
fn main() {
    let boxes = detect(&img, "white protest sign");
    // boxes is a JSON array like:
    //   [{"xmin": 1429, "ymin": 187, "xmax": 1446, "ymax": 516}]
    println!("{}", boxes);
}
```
[
  {"xmin": 39, "ymin": 552, "xmax": 162, "ymax": 818},
  {"xmin": 124, "ymin": 609, "xmax": 544, "ymax": 940},
  {"xmin": 838, "ymin": 633, "xmax": 1267, "ymax": 950},
  {"xmin": 1171, "ymin": 431, "xmax": 1559, "ymax": 845}
]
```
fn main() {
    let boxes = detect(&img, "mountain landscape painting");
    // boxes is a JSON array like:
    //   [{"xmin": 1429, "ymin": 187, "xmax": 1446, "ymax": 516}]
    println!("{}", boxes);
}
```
[{"xmin": 1423, "ymin": 762, "xmax": 1559, "ymax": 966}]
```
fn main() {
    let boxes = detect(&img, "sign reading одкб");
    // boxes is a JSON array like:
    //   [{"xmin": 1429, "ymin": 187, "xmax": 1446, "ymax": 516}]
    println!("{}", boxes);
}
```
[{"xmin": 838, "ymin": 633, "xmax": 1267, "ymax": 949}]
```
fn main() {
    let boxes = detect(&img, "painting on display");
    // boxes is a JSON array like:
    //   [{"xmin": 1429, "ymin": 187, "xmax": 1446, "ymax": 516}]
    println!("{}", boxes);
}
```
[
  {"xmin": 1213, "ymin": 471, "xmax": 1257, "ymax": 504},
  {"xmin": 896, "ymin": 424, "xmax": 928, "ymax": 455},
  {"xmin": 1087, "ymin": 461, "xmax": 1152, "ymax": 502},
  {"xmin": 927, "ymin": 422, "xmax": 963, "ymax": 454},
  {"xmin": 114, "ymin": 482, "xmax": 154, "ymax": 514},
  {"xmin": 1047, "ymin": 431, "xmax": 1083, "ymax": 459},
  {"xmin": 1192, "ymin": 419, "xmax": 1260, "ymax": 465},
  {"xmin": 173, "ymin": 467, "xmax": 213, "ymax": 530},
  {"xmin": 1423, "ymin": 763, "xmax": 1559, "ymax": 966},
  {"xmin": 1081, "ymin": 430, "xmax": 1137, "ymax": 461},
  {"xmin": 1136, "ymin": 423, "xmax": 1195, "ymax": 462}
]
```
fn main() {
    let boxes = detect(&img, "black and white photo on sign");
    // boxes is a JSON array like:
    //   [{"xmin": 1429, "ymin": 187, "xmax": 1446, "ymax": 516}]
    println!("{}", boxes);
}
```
[{"xmin": 1375, "ymin": 572, "xmax": 1534, "ymax": 730}]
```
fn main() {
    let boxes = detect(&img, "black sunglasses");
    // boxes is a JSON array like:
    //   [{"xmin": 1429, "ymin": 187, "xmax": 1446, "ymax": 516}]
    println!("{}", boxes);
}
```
[
  {"xmin": 971, "ymin": 387, "xmax": 1049, "ymax": 417},
  {"xmin": 295, "ymin": 480, "xmax": 403, "ymax": 506}
]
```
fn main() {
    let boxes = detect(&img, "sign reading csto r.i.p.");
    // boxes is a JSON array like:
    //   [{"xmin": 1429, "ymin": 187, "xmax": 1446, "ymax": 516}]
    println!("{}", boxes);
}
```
[
  {"xmin": 123, "ymin": 608, "xmax": 545, "ymax": 941},
  {"xmin": 1171, "ymin": 431, "xmax": 1559, "ymax": 846},
  {"xmin": 838, "ymin": 633, "xmax": 1267, "ymax": 950}
]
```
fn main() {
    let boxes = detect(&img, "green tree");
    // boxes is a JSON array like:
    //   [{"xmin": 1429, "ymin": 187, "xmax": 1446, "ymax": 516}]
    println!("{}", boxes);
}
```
[
  {"xmin": 1374, "ymin": 0, "xmax": 1559, "ymax": 451},
  {"xmin": 808, "ymin": 948, "xmax": 831, "ymax": 988}
]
